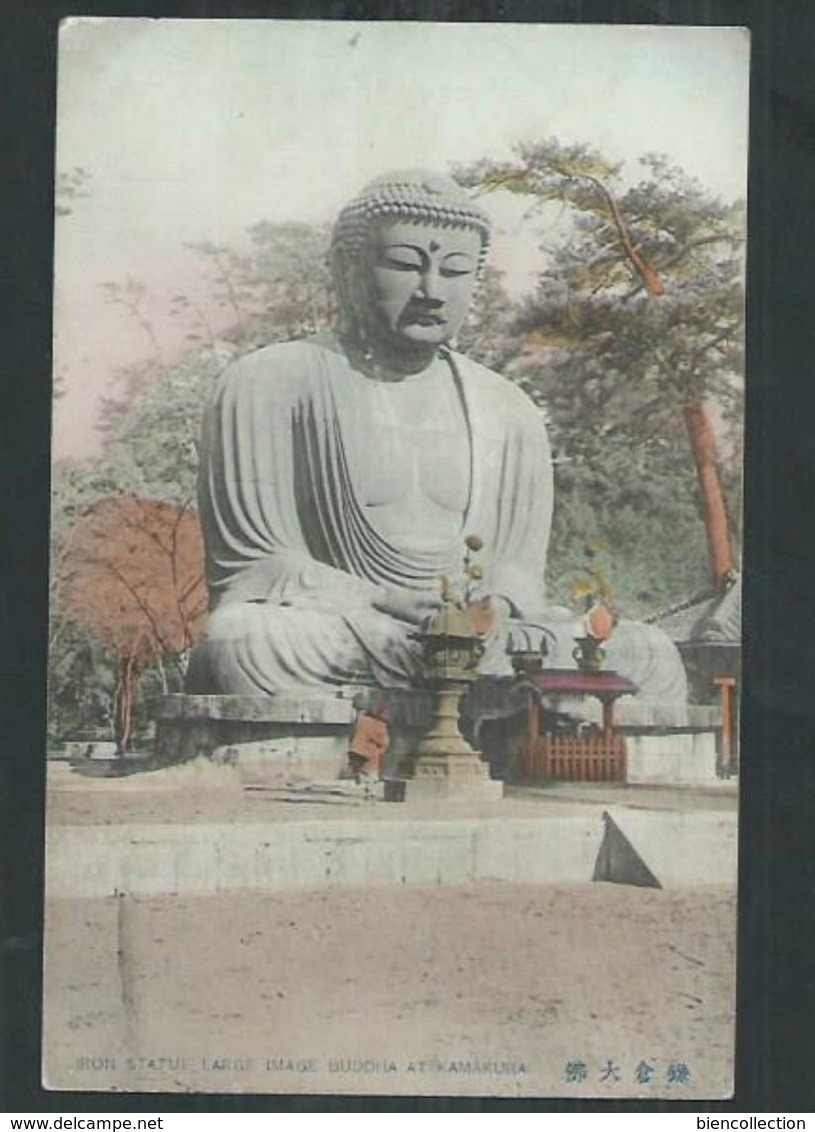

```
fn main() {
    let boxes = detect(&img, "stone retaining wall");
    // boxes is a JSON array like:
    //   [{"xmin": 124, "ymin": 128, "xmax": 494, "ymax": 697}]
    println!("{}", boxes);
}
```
[{"xmin": 46, "ymin": 807, "xmax": 737, "ymax": 899}]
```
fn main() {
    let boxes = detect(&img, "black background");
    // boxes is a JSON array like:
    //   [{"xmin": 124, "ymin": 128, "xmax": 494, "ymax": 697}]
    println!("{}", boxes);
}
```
[{"xmin": 2, "ymin": 0, "xmax": 814, "ymax": 1115}]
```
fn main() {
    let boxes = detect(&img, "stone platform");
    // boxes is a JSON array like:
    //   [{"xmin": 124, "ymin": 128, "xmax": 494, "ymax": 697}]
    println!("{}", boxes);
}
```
[
  {"xmin": 153, "ymin": 691, "xmax": 501, "ymax": 796},
  {"xmin": 155, "ymin": 692, "xmax": 359, "ymax": 782},
  {"xmin": 152, "ymin": 692, "xmax": 728, "ymax": 792},
  {"xmin": 626, "ymin": 732, "xmax": 721, "ymax": 784},
  {"xmin": 46, "ymin": 772, "xmax": 737, "ymax": 899}
]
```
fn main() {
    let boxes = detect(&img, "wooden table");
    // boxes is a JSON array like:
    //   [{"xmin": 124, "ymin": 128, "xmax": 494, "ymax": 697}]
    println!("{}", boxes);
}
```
[{"xmin": 517, "ymin": 669, "xmax": 637, "ymax": 783}]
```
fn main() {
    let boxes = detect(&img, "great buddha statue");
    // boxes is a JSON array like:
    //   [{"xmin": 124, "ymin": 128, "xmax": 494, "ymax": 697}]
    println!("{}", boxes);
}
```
[{"xmin": 186, "ymin": 171, "xmax": 687, "ymax": 709}]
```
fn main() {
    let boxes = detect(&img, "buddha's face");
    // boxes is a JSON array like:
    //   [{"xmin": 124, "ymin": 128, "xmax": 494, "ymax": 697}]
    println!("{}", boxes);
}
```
[{"xmin": 365, "ymin": 221, "xmax": 482, "ymax": 349}]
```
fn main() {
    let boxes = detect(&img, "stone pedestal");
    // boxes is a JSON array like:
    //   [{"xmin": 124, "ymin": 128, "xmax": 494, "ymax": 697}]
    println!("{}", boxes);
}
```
[
  {"xmin": 409, "ymin": 751, "xmax": 503, "ymax": 801},
  {"xmin": 154, "ymin": 693, "xmax": 357, "ymax": 783},
  {"xmin": 625, "ymin": 731, "xmax": 721, "ymax": 785},
  {"xmin": 408, "ymin": 677, "xmax": 504, "ymax": 802}
]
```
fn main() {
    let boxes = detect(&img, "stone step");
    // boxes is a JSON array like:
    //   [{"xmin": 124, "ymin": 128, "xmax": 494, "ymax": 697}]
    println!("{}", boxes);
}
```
[{"xmin": 46, "ymin": 806, "xmax": 736, "ymax": 899}]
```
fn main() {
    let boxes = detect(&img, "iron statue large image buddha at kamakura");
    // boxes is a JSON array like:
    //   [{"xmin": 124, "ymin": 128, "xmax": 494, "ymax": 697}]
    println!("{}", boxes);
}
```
[{"xmin": 186, "ymin": 171, "xmax": 686, "ymax": 709}]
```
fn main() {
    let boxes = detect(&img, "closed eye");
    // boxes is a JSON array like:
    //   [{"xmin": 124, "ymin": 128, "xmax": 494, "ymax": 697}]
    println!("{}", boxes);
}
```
[
  {"xmin": 440, "ymin": 265, "xmax": 475, "ymax": 278},
  {"xmin": 379, "ymin": 246, "xmax": 424, "ymax": 271},
  {"xmin": 441, "ymin": 253, "xmax": 476, "ymax": 277},
  {"xmin": 381, "ymin": 258, "xmax": 423, "ymax": 272}
]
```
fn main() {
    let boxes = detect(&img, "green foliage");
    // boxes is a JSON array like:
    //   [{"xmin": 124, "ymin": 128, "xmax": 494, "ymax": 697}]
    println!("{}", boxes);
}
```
[
  {"xmin": 546, "ymin": 431, "xmax": 711, "ymax": 618},
  {"xmin": 186, "ymin": 222, "xmax": 335, "ymax": 352},
  {"xmin": 458, "ymin": 138, "xmax": 745, "ymax": 611},
  {"xmin": 106, "ymin": 350, "xmax": 234, "ymax": 505},
  {"xmin": 47, "ymin": 622, "xmax": 114, "ymax": 745},
  {"xmin": 49, "ymin": 457, "xmax": 117, "ymax": 742},
  {"xmin": 456, "ymin": 266, "xmax": 521, "ymax": 373}
]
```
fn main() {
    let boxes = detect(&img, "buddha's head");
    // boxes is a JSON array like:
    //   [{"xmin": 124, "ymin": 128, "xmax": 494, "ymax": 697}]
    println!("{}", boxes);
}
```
[{"xmin": 330, "ymin": 171, "xmax": 492, "ymax": 370}]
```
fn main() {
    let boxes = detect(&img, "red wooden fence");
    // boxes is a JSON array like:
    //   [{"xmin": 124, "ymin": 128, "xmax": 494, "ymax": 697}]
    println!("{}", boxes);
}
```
[{"xmin": 519, "ymin": 732, "xmax": 627, "ymax": 783}]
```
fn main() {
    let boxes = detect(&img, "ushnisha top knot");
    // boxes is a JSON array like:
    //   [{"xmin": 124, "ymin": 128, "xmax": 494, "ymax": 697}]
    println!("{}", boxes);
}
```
[{"xmin": 331, "ymin": 170, "xmax": 492, "ymax": 267}]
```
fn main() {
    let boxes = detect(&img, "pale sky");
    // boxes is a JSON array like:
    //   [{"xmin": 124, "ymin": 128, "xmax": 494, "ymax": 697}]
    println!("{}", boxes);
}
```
[{"xmin": 53, "ymin": 19, "xmax": 750, "ymax": 457}]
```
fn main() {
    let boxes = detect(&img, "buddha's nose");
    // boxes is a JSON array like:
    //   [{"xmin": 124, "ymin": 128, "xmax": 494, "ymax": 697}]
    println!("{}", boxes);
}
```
[{"xmin": 415, "ymin": 264, "xmax": 443, "ymax": 302}]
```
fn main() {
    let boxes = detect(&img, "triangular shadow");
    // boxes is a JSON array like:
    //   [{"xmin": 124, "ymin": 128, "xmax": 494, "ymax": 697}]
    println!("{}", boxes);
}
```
[{"xmin": 592, "ymin": 810, "xmax": 662, "ymax": 889}]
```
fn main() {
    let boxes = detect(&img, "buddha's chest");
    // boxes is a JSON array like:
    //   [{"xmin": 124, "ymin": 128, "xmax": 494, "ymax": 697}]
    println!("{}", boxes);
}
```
[{"xmin": 343, "ymin": 372, "xmax": 471, "ymax": 526}]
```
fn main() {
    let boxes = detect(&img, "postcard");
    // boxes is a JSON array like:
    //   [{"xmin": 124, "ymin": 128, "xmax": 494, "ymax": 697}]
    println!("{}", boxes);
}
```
[{"xmin": 44, "ymin": 18, "xmax": 748, "ymax": 1097}]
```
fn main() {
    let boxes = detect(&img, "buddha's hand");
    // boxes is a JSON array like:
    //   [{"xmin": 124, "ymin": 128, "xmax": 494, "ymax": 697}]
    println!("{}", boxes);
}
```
[{"xmin": 373, "ymin": 586, "xmax": 444, "ymax": 626}]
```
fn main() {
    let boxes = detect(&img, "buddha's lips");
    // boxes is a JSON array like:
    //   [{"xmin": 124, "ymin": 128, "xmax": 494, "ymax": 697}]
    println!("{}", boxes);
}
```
[{"xmin": 403, "ymin": 308, "xmax": 446, "ymax": 327}]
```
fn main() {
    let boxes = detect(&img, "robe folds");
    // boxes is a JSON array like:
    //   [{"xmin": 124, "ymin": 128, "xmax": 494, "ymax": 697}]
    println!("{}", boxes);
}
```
[{"xmin": 186, "ymin": 332, "xmax": 687, "ymax": 708}]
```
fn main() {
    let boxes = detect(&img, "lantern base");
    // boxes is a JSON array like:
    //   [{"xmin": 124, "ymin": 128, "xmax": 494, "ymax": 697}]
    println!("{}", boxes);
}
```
[{"xmin": 408, "ymin": 751, "xmax": 504, "ymax": 801}]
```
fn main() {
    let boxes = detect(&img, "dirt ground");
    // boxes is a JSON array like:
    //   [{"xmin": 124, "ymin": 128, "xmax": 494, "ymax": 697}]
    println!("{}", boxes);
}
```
[
  {"xmin": 42, "ymin": 763, "xmax": 737, "ymax": 1099},
  {"xmin": 46, "ymin": 758, "xmax": 738, "ymax": 826}
]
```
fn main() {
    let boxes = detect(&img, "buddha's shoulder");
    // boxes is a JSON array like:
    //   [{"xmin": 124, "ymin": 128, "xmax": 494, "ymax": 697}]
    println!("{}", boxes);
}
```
[
  {"xmin": 450, "ymin": 351, "xmax": 544, "ymax": 423},
  {"xmin": 215, "ymin": 336, "xmax": 339, "ymax": 403}
]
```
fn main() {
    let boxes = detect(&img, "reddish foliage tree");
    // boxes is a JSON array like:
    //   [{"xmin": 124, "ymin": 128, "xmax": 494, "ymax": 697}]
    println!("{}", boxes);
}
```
[{"xmin": 63, "ymin": 496, "xmax": 208, "ymax": 753}]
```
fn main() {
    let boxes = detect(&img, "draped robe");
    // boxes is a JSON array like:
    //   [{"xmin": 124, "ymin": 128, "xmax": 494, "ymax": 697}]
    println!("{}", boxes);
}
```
[{"xmin": 186, "ymin": 333, "xmax": 687, "ymax": 708}]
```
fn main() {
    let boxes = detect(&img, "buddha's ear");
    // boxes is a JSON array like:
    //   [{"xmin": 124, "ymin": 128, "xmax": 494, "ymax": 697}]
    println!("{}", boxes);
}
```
[
  {"xmin": 331, "ymin": 244, "xmax": 375, "ymax": 343},
  {"xmin": 329, "ymin": 246, "xmax": 356, "ymax": 335},
  {"xmin": 328, "ymin": 244, "xmax": 348, "ymax": 305}
]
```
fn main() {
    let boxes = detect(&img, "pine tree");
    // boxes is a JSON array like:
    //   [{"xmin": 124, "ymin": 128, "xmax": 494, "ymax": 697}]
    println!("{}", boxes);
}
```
[{"xmin": 459, "ymin": 140, "xmax": 744, "ymax": 610}]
